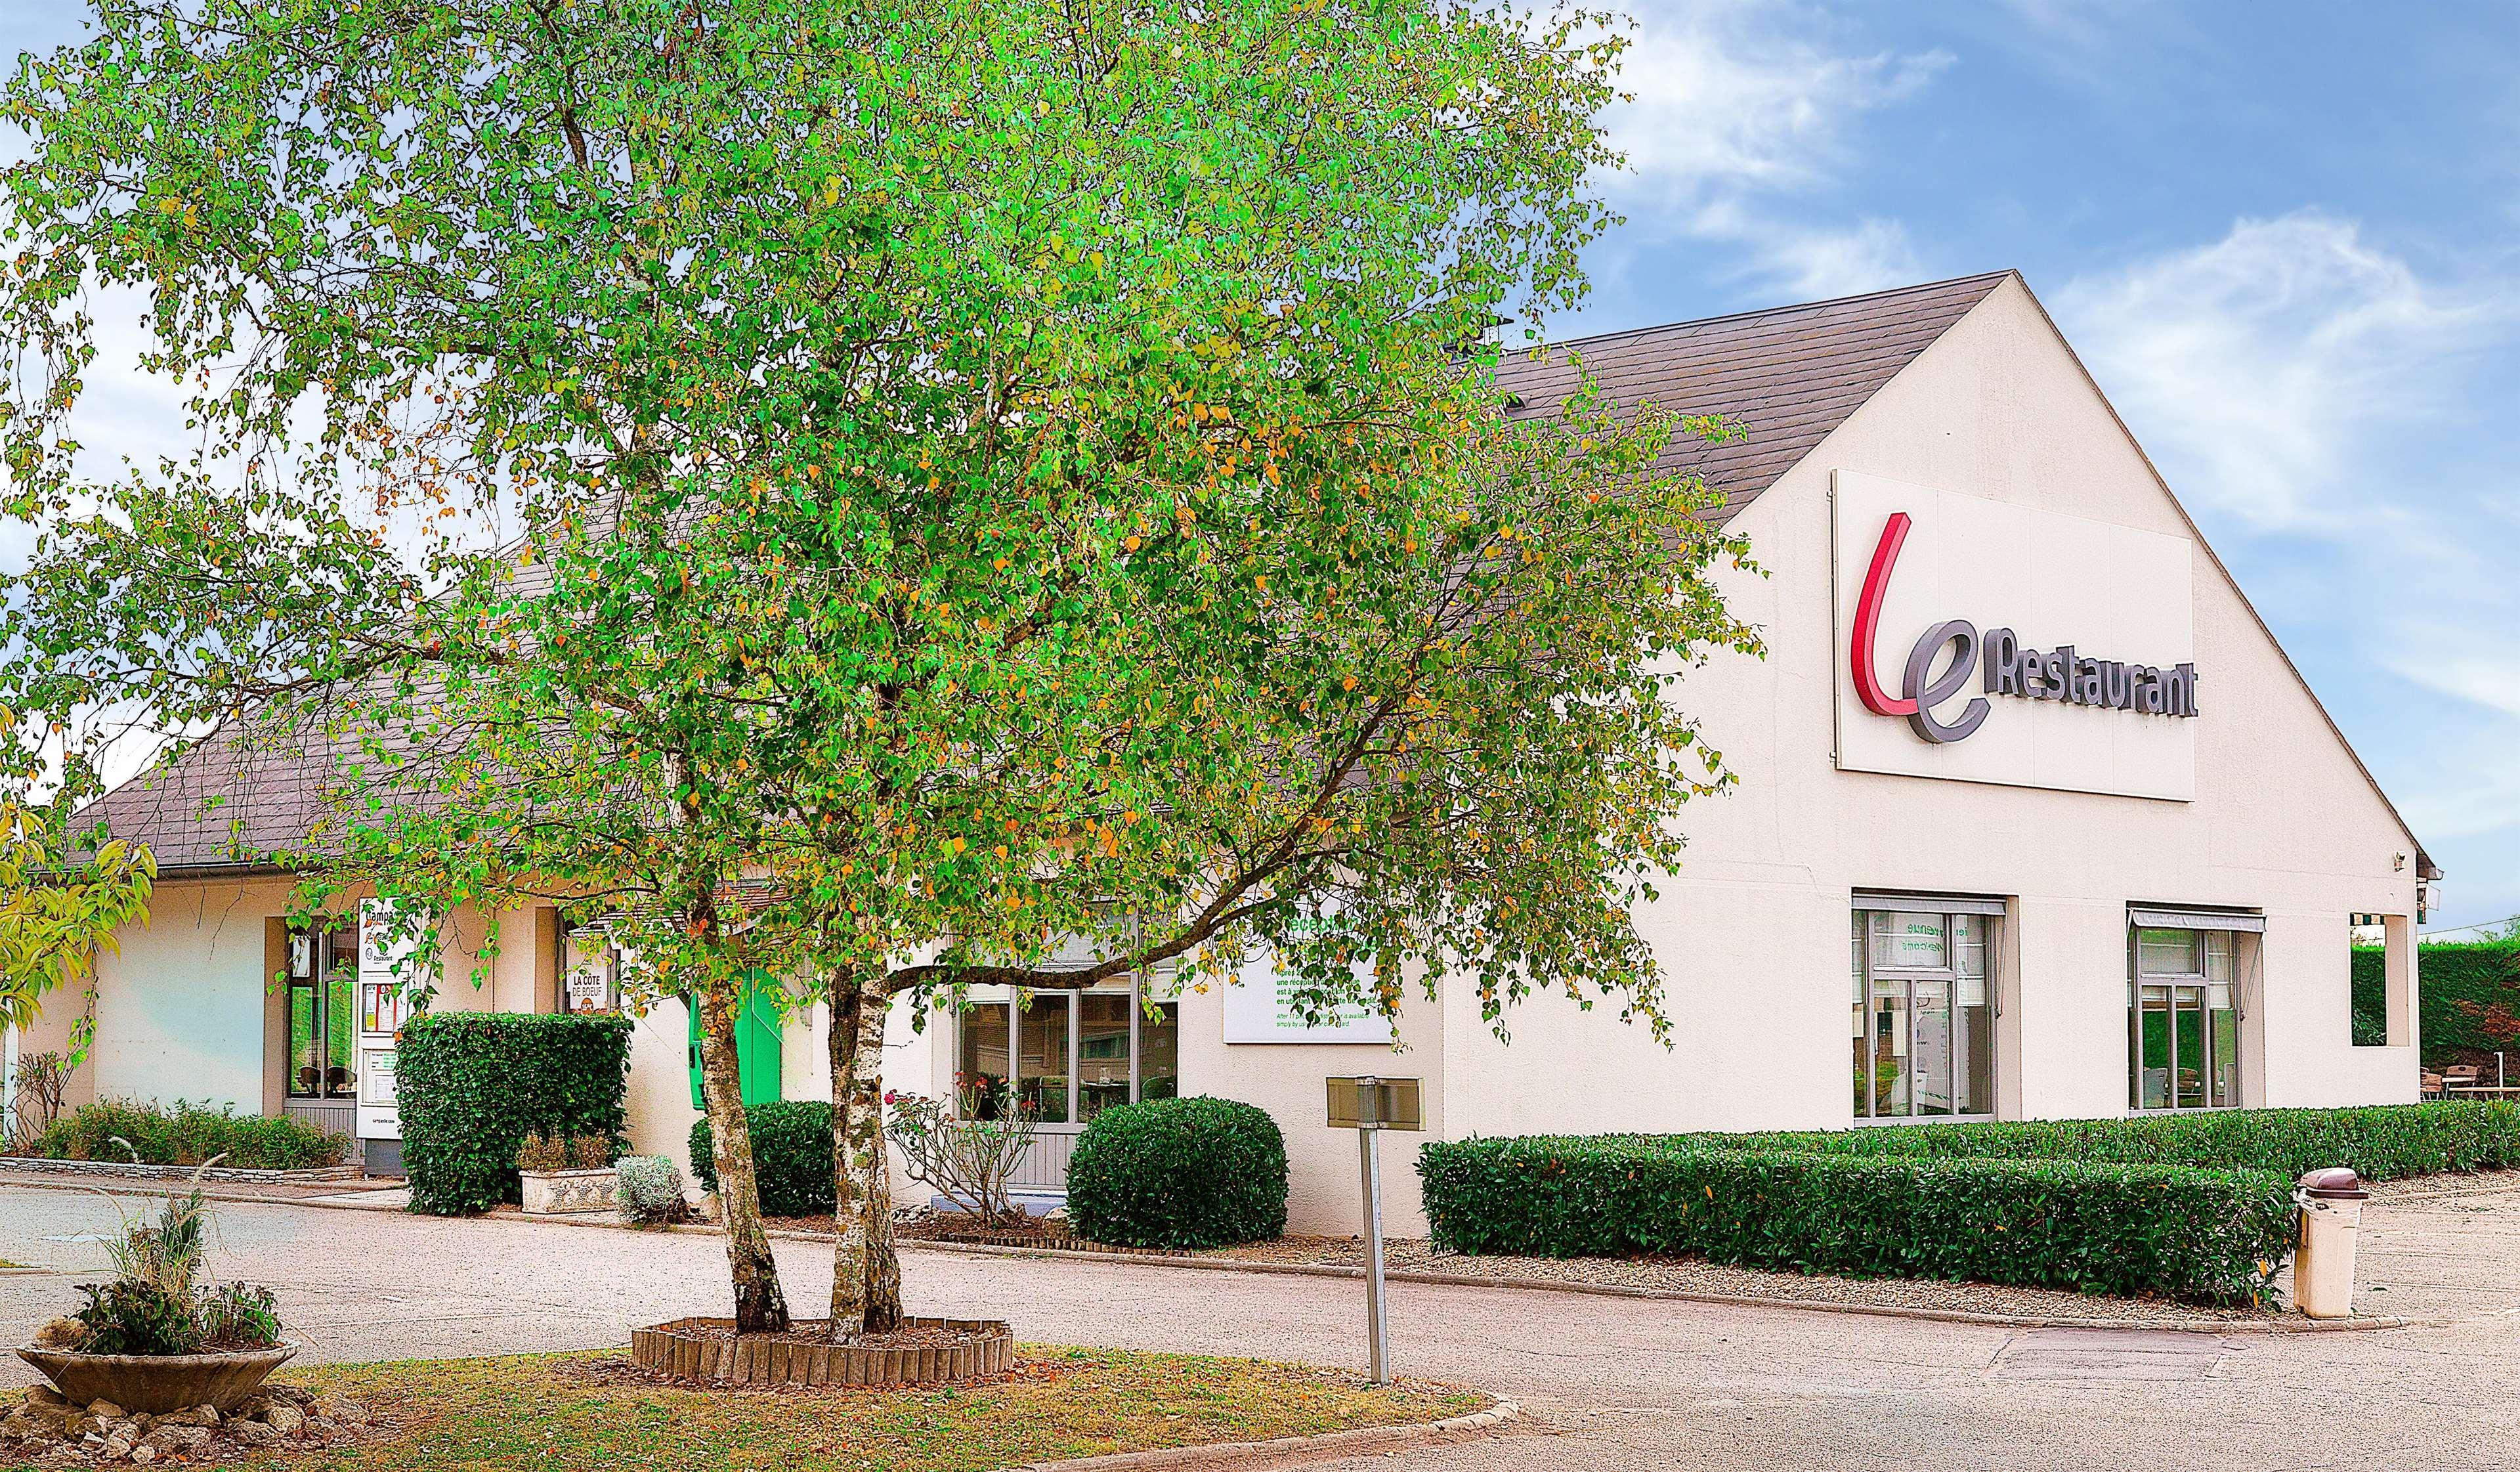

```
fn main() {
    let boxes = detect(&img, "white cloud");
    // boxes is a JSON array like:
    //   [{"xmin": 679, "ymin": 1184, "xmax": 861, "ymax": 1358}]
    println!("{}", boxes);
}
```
[
  {"xmin": 2058, "ymin": 215, "xmax": 2520, "ymax": 905},
  {"xmin": 1691, "ymin": 205, "xmax": 1921, "ymax": 299},
  {"xmin": 1583, "ymin": 1, "xmax": 1946, "ymax": 304},
  {"xmin": 1608, "ymin": 3, "xmax": 1949, "ymax": 199},
  {"xmin": 2055, "ymin": 212, "xmax": 2512, "ymax": 533}
]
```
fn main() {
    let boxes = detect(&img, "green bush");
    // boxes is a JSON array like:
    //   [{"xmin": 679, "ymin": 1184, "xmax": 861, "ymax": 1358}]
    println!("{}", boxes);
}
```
[
  {"xmin": 1419, "ymin": 1136, "xmax": 2297, "ymax": 1303},
  {"xmin": 398, "ymin": 1012, "xmax": 631, "ymax": 1215},
  {"xmin": 32, "ymin": 1098, "xmax": 349, "ymax": 1171},
  {"xmin": 1711, "ymin": 1102, "xmax": 2520, "ymax": 1183},
  {"xmin": 688, "ymin": 1100, "xmax": 835, "ymax": 1218},
  {"xmin": 1066, "ymin": 1096, "xmax": 1287, "ymax": 1249},
  {"xmin": 74, "ymin": 1279, "xmax": 203, "ymax": 1356},
  {"xmin": 2355, "ymin": 941, "xmax": 2520, "ymax": 1065}
]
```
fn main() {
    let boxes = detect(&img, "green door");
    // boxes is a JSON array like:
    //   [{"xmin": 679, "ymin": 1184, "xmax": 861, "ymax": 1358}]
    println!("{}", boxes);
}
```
[{"xmin": 686, "ymin": 976, "xmax": 784, "ymax": 1109}]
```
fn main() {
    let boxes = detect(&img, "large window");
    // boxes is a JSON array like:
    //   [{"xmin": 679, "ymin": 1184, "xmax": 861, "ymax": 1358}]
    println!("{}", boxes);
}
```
[
  {"xmin": 2130, "ymin": 926, "xmax": 2239, "ymax": 1110},
  {"xmin": 958, "ymin": 987, "xmax": 1179, "ymax": 1124},
  {"xmin": 1850, "ymin": 906, "xmax": 1995, "ymax": 1119},
  {"xmin": 286, "ymin": 926, "xmax": 360, "ymax": 1099}
]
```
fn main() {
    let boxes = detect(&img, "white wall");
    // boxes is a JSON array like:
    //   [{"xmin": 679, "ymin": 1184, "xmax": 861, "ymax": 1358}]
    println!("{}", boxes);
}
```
[
  {"xmin": 90, "ymin": 879, "xmax": 292, "ymax": 1113},
  {"xmin": 624, "ymin": 995, "xmax": 702, "ymax": 1172}
]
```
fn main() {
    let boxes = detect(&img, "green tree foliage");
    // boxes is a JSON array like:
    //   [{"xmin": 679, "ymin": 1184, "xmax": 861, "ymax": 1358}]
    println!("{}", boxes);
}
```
[
  {"xmin": 0, "ymin": 0, "xmax": 1755, "ymax": 1338},
  {"xmin": 0, "ymin": 789, "xmax": 154, "ymax": 1053},
  {"xmin": 2353, "ymin": 942, "xmax": 2520, "ymax": 1063}
]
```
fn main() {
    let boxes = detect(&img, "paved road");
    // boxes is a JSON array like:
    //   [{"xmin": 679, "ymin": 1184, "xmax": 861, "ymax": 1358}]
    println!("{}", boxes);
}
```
[{"xmin": 7, "ymin": 1184, "xmax": 2520, "ymax": 1470}]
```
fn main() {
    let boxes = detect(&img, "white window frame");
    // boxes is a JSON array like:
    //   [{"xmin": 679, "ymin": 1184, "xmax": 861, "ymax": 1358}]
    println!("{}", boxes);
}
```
[
  {"xmin": 1851, "ymin": 900, "xmax": 2000, "ymax": 1123},
  {"xmin": 957, "ymin": 976, "xmax": 1176, "ymax": 1129},
  {"xmin": 2127, "ymin": 920, "xmax": 2245, "ymax": 1112}
]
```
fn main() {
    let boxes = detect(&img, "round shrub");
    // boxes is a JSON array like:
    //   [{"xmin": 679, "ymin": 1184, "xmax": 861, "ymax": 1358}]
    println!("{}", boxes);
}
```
[
  {"xmin": 688, "ymin": 1100, "xmax": 834, "ymax": 1218},
  {"xmin": 1066, "ymin": 1096, "xmax": 1288, "ymax": 1249}
]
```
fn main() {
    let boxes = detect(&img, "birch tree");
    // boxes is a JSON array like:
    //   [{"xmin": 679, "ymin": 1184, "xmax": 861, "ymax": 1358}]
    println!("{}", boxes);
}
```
[{"xmin": 0, "ymin": 0, "xmax": 1758, "ymax": 1342}]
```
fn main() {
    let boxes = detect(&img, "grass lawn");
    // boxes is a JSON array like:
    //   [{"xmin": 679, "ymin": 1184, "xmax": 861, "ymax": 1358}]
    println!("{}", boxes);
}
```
[{"xmin": 244, "ymin": 1347, "xmax": 1484, "ymax": 1471}]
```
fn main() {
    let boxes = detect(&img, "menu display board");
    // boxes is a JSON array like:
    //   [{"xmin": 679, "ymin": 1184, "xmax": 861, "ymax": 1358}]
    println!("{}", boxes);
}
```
[
  {"xmin": 355, "ymin": 899, "xmax": 423, "ymax": 1142},
  {"xmin": 1219, "ymin": 914, "xmax": 1394, "ymax": 1046}
]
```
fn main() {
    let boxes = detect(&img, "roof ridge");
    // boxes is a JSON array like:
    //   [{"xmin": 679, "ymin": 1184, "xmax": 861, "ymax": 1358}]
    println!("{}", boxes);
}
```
[{"xmin": 1521, "ymin": 271, "xmax": 2017, "ymax": 357}]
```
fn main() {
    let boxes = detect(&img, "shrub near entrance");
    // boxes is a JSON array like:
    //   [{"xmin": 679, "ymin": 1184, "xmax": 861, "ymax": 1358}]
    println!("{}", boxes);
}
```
[
  {"xmin": 398, "ymin": 1013, "xmax": 631, "ymax": 1215},
  {"xmin": 688, "ymin": 1100, "xmax": 835, "ymax": 1217},
  {"xmin": 1419, "ymin": 1137, "xmax": 2297, "ymax": 1303},
  {"xmin": 1067, "ymin": 1096, "xmax": 1288, "ymax": 1249}
]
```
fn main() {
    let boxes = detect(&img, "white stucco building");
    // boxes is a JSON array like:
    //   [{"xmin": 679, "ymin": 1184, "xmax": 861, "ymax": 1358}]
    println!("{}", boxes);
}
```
[{"xmin": 11, "ymin": 272, "xmax": 2435, "ymax": 1237}]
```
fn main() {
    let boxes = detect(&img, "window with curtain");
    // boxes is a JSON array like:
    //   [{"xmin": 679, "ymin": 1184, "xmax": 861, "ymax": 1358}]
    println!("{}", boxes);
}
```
[{"xmin": 2130, "ymin": 927, "xmax": 2238, "ymax": 1110}]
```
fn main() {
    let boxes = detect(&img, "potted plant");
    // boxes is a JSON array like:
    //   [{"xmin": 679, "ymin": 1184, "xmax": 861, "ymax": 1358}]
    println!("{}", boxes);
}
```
[
  {"xmin": 14, "ymin": 1168, "xmax": 296, "ymax": 1416},
  {"xmin": 517, "ymin": 1130, "xmax": 620, "ymax": 1215}
]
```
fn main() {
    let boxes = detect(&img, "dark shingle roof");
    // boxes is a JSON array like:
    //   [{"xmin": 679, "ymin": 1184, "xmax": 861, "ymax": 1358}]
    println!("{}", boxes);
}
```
[
  {"xmin": 1495, "ymin": 271, "xmax": 2011, "ymax": 525},
  {"xmin": 85, "ymin": 711, "xmax": 351, "ymax": 875},
  {"xmin": 86, "ymin": 275, "xmax": 2013, "ymax": 871}
]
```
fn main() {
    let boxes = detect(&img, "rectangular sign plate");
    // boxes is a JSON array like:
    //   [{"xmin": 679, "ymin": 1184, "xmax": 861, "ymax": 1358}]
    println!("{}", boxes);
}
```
[{"xmin": 1327, "ymin": 1076, "xmax": 1422, "ymax": 1131}]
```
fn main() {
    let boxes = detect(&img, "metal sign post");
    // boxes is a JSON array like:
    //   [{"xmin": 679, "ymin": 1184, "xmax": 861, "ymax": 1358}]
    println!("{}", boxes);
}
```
[{"xmin": 1328, "ymin": 1075, "xmax": 1420, "ymax": 1385}]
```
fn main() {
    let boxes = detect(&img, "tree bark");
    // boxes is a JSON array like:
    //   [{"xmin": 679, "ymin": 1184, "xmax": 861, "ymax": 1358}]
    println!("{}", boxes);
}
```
[
  {"xmin": 827, "ymin": 968, "xmax": 899, "ymax": 1339},
  {"xmin": 857, "ymin": 971, "xmax": 901, "ymax": 1333},
  {"xmin": 695, "ymin": 980, "xmax": 790, "ymax": 1335}
]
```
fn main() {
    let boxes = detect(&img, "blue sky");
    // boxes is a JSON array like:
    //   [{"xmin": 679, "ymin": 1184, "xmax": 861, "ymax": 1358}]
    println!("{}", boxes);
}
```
[
  {"xmin": 1547, "ymin": 0, "xmax": 2520, "ymax": 935},
  {"xmin": 1, "ymin": 1, "xmax": 2512, "ymax": 932}
]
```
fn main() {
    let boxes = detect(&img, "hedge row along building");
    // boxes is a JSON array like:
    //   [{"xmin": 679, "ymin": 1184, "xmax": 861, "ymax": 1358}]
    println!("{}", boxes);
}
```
[{"xmin": 6, "ymin": 272, "xmax": 2437, "ymax": 1235}]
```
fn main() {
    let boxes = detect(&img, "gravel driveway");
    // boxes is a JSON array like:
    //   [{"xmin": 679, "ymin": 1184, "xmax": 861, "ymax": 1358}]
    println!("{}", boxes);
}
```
[{"xmin": 9, "ymin": 1182, "xmax": 2520, "ymax": 1469}]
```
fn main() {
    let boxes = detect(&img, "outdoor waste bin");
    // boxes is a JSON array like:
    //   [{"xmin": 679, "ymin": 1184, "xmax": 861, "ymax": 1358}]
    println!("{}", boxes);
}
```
[{"xmin": 2295, "ymin": 1167, "xmax": 2370, "ymax": 1319}]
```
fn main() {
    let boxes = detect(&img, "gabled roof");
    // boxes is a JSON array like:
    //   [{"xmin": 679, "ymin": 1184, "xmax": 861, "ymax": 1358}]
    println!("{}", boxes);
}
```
[{"xmin": 1495, "ymin": 271, "xmax": 2013, "ymax": 525}]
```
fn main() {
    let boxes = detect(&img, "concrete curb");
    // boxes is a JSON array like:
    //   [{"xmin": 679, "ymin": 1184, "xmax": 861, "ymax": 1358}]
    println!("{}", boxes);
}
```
[
  {"xmin": 998, "ymin": 1398, "xmax": 1522, "ymax": 1472},
  {"xmin": 0, "ymin": 1175, "xmax": 2412, "ymax": 1335}
]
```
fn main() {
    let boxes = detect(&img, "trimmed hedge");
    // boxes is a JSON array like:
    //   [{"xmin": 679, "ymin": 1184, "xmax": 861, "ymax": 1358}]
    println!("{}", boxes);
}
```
[
  {"xmin": 1067, "ymin": 1096, "xmax": 1289, "ymax": 1249},
  {"xmin": 32, "ymin": 1098, "xmax": 349, "ymax": 1171},
  {"xmin": 1419, "ymin": 1136, "xmax": 2297, "ymax": 1303},
  {"xmin": 2349, "ymin": 947, "xmax": 2389, "ymax": 1049},
  {"xmin": 1711, "ymin": 1102, "xmax": 2520, "ymax": 1184},
  {"xmin": 688, "ymin": 1100, "xmax": 835, "ymax": 1218},
  {"xmin": 398, "ymin": 1012, "xmax": 631, "ymax": 1215}
]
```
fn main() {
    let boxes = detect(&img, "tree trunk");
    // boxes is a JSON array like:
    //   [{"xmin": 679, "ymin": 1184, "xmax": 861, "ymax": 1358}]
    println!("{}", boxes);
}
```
[
  {"xmin": 696, "ymin": 980, "xmax": 790, "ymax": 1335},
  {"xmin": 858, "ymin": 972, "xmax": 901, "ymax": 1333},
  {"xmin": 826, "ymin": 970, "xmax": 897, "ymax": 1339}
]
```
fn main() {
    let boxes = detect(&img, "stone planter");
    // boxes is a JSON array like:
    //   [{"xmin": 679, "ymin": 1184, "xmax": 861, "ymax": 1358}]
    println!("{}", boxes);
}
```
[
  {"xmin": 520, "ymin": 1167, "xmax": 618, "ymax": 1215},
  {"xmin": 16, "ymin": 1342, "xmax": 298, "ymax": 1414},
  {"xmin": 630, "ymin": 1316, "xmax": 1012, "ymax": 1387}
]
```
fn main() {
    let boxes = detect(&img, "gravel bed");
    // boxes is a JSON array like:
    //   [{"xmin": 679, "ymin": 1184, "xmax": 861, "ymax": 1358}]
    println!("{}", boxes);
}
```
[
  {"xmin": 1201, "ymin": 1235, "xmax": 2289, "ymax": 1324},
  {"xmin": 2365, "ymin": 1169, "xmax": 2520, "ymax": 1202}
]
